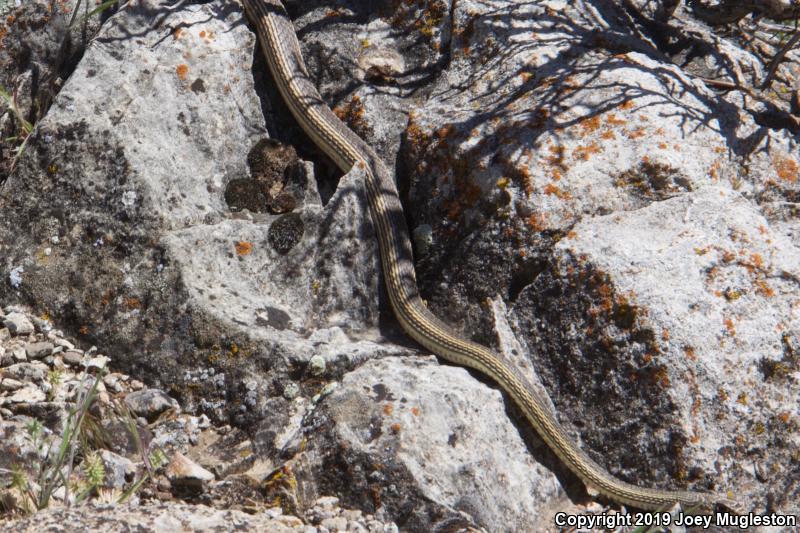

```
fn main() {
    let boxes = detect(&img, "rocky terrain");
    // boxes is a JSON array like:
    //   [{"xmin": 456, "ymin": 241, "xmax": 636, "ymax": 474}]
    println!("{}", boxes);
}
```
[{"xmin": 1, "ymin": 0, "xmax": 799, "ymax": 531}]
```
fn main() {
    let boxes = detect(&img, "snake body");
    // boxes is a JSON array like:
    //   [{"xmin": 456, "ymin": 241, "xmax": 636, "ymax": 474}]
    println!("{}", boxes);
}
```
[{"xmin": 242, "ymin": 0, "xmax": 735, "ymax": 512}]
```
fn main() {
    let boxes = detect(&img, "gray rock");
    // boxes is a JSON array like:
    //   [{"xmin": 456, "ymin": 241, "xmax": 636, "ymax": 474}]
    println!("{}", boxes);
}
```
[
  {"xmin": 124, "ymin": 389, "xmax": 180, "ymax": 422},
  {"xmin": 523, "ymin": 186, "xmax": 800, "ymax": 502},
  {"xmin": 25, "ymin": 341, "xmax": 53, "ymax": 359},
  {"xmin": 62, "ymin": 350, "xmax": 83, "ymax": 366},
  {"xmin": 292, "ymin": 356, "xmax": 563, "ymax": 532},
  {"xmin": 308, "ymin": 355, "xmax": 326, "ymax": 377},
  {"xmin": 283, "ymin": 382, "xmax": 300, "ymax": 400},
  {"xmin": 0, "ymin": 385, "xmax": 46, "ymax": 405},
  {"xmin": 84, "ymin": 355, "xmax": 109, "ymax": 372},
  {"xmin": 0, "ymin": 378, "xmax": 25, "ymax": 391},
  {"xmin": 165, "ymin": 451, "xmax": 215, "ymax": 489},
  {"xmin": 1, "ymin": 0, "xmax": 797, "ymax": 528},
  {"xmin": 11, "ymin": 346, "xmax": 27, "ymax": 363},
  {"xmin": 321, "ymin": 516, "xmax": 348, "ymax": 532},
  {"xmin": 3, "ymin": 313, "xmax": 34, "ymax": 336},
  {"xmin": 4, "ymin": 362, "xmax": 47, "ymax": 382},
  {"xmin": 0, "ymin": 0, "xmax": 389, "ymax": 425},
  {"xmin": 51, "ymin": 336, "xmax": 75, "ymax": 350},
  {"xmin": 99, "ymin": 450, "xmax": 135, "ymax": 490}
]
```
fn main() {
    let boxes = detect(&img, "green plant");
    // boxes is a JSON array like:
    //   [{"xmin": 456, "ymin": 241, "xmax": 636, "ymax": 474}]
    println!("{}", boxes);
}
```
[
  {"xmin": 35, "ymin": 371, "xmax": 104, "ymax": 510},
  {"xmin": 115, "ymin": 402, "xmax": 166, "ymax": 504},
  {"xmin": 1, "ymin": 85, "xmax": 35, "ymax": 171},
  {"xmin": 46, "ymin": 370, "xmax": 63, "ymax": 401}
]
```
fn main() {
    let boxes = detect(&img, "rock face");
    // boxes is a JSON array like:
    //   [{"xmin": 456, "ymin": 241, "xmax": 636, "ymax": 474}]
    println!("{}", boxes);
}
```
[
  {"xmin": 1, "ymin": 0, "xmax": 799, "ymax": 531},
  {"xmin": 287, "ymin": 356, "xmax": 568, "ymax": 532}
]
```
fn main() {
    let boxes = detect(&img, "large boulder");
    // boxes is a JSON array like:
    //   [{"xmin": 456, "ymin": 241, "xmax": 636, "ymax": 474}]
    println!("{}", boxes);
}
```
[{"xmin": 1, "ymin": 0, "xmax": 798, "ymax": 530}]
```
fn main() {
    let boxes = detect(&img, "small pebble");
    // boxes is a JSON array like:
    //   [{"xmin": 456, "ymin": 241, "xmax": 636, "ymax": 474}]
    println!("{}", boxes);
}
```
[
  {"xmin": 309, "ymin": 355, "xmax": 326, "ymax": 377},
  {"xmin": 63, "ymin": 351, "xmax": 83, "ymax": 366}
]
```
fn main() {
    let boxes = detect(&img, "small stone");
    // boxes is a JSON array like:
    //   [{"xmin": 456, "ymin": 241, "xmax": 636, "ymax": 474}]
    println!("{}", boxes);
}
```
[
  {"xmin": 1, "ymin": 385, "xmax": 46, "ymax": 404},
  {"xmin": 412, "ymin": 224, "xmax": 433, "ymax": 256},
  {"xmin": 30, "ymin": 317, "xmax": 51, "ymax": 333},
  {"xmin": 4, "ymin": 362, "xmax": 47, "ymax": 382},
  {"xmin": 346, "ymin": 522, "xmax": 368, "ymax": 533},
  {"xmin": 0, "ymin": 378, "xmax": 25, "ymax": 391},
  {"xmin": 12, "ymin": 347, "xmax": 27, "ymax": 363},
  {"xmin": 84, "ymin": 354, "xmax": 109, "ymax": 371},
  {"xmin": 62, "ymin": 351, "xmax": 83, "ymax": 366},
  {"xmin": 283, "ymin": 382, "xmax": 300, "ymax": 400},
  {"xmin": 309, "ymin": 355, "xmax": 326, "ymax": 377},
  {"xmin": 341, "ymin": 509, "xmax": 362, "ymax": 522},
  {"xmin": 103, "ymin": 374, "xmax": 124, "ymax": 393},
  {"xmin": 315, "ymin": 496, "xmax": 340, "ymax": 509},
  {"xmin": 321, "ymin": 517, "xmax": 348, "ymax": 532},
  {"xmin": 264, "ymin": 507, "xmax": 283, "ymax": 518},
  {"xmin": 165, "ymin": 451, "xmax": 214, "ymax": 489},
  {"xmin": 3, "ymin": 313, "xmax": 34, "ymax": 336},
  {"xmin": 25, "ymin": 341, "xmax": 54, "ymax": 360},
  {"xmin": 99, "ymin": 450, "xmax": 135, "ymax": 489},
  {"xmin": 51, "ymin": 337, "xmax": 75, "ymax": 350},
  {"xmin": 0, "ymin": 328, "xmax": 10, "ymax": 342},
  {"xmin": 129, "ymin": 379, "xmax": 144, "ymax": 391},
  {"xmin": 276, "ymin": 515, "xmax": 304, "ymax": 527},
  {"xmin": 125, "ymin": 388, "xmax": 180, "ymax": 422}
]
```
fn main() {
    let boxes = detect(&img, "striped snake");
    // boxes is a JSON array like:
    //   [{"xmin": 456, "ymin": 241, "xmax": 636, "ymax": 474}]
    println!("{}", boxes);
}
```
[{"xmin": 241, "ymin": 0, "xmax": 738, "ymax": 513}]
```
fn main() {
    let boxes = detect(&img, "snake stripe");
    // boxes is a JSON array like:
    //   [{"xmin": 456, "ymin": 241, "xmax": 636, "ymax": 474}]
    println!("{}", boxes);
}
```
[{"xmin": 241, "ymin": 0, "xmax": 737, "ymax": 512}]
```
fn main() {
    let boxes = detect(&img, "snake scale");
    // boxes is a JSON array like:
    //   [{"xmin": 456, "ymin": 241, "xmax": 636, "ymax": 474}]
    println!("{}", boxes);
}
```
[{"xmin": 241, "ymin": 0, "xmax": 738, "ymax": 513}]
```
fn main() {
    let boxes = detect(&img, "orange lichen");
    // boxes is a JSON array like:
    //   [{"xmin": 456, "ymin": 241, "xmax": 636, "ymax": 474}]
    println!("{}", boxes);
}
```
[
  {"xmin": 724, "ymin": 317, "xmax": 736, "ymax": 335},
  {"xmin": 176, "ymin": 64, "xmax": 189, "ymax": 81},
  {"xmin": 709, "ymin": 161, "xmax": 720, "ymax": 180},
  {"xmin": 390, "ymin": 423, "xmax": 401, "ymax": 434},
  {"xmin": 545, "ymin": 144, "xmax": 567, "ymax": 170},
  {"xmin": 235, "ymin": 241, "xmax": 253, "ymax": 255},
  {"xmin": 411, "ymin": 406, "xmax": 420, "ymax": 416},
  {"xmin": 333, "ymin": 95, "xmax": 369, "ymax": 135},
  {"xmin": 527, "ymin": 213, "xmax": 547, "ymax": 231},
  {"xmin": 543, "ymin": 183, "xmax": 571, "ymax": 199},
  {"xmin": 383, "ymin": 403, "xmax": 394, "ymax": 415},
  {"xmin": 625, "ymin": 127, "xmax": 647, "ymax": 139},
  {"xmin": 755, "ymin": 280, "xmax": 775, "ymax": 297},
  {"xmin": 579, "ymin": 115, "xmax": 601, "ymax": 134},
  {"xmin": 683, "ymin": 346, "xmax": 696, "ymax": 360},
  {"xmin": 652, "ymin": 367, "xmax": 670, "ymax": 388},
  {"xmin": 605, "ymin": 113, "xmax": 627, "ymax": 126},
  {"xmin": 774, "ymin": 156, "xmax": 798, "ymax": 182},
  {"xmin": 573, "ymin": 143, "xmax": 601, "ymax": 161}
]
